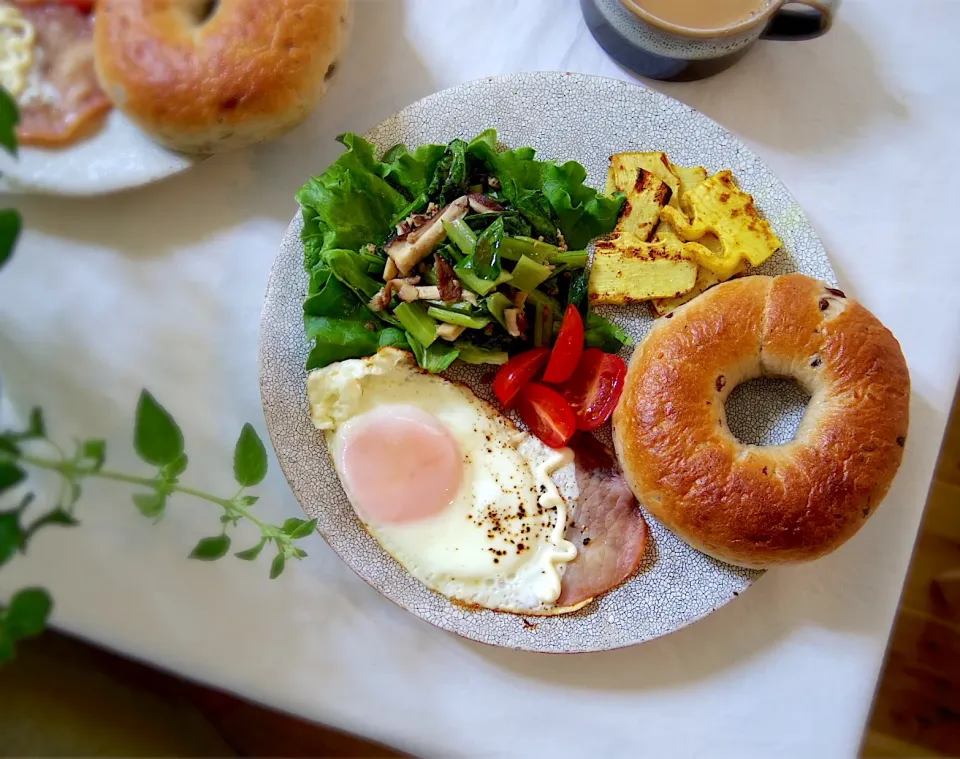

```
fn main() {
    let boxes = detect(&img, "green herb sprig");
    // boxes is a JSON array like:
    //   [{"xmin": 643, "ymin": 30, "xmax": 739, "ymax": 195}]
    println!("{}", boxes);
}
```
[{"xmin": 0, "ymin": 88, "xmax": 314, "ymax": 665}]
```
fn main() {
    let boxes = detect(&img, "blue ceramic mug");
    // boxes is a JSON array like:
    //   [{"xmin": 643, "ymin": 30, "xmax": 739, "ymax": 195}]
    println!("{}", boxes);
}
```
[{"xmin": 582, "ymin": 0, "xmax": 841, "ymax": 81}]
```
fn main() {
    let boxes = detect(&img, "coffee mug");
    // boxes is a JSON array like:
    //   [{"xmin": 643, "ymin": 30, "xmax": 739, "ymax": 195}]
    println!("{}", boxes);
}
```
[{"xmin": 582, "ymin": 0, "xmax": 841, "ymax": 81}]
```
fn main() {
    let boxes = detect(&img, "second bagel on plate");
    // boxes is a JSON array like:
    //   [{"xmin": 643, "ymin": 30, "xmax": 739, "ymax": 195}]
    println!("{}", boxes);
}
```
[
  {"xmin": 94, "ymin": 0, "xmax": 351, "ymax": 154},
  {"xmin": 613, "ymin": 273, "xmax": 910, "ymax": 568}
]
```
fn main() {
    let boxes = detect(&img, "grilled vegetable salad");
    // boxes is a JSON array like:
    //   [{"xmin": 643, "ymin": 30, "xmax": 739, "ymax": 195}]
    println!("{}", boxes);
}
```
[{"xmin": 296, "ymin": 129, "xmax": 629, "ymax": 372}]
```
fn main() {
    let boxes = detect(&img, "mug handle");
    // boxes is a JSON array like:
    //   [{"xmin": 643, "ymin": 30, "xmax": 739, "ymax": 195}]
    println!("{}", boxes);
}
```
[{"xmin": 762, "ymin": 0, "xmax": 840, "ymax": 41}]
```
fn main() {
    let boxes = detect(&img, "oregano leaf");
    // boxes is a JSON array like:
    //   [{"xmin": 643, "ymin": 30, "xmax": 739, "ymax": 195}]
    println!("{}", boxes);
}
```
[
  {"xmin": 162, "ymin": 453, "xmax": 188, "ymax": 480},
  {"xmin": 189, "ymin": 534, "xmax": 231, "ymax": 561},
  {"xmin": 236, "ymin": 495, "xmax": 258, "ymax": 507},
  {"xmin": 288, "ymin": 518, "xmax": 317, "ymax": 540},
  {"xmin": 80, "ymin": 439, "xmax": 106, "ymax": 471},
  {"xmin": 0, "ymin": 511, "xmax": 24, "ymax": 565},
  {"xmin": 292, "ymin": 547, "xmax": 308, "ymax": 559},
  {"xmin": 134, "ymin": 391, "xmax": 184, "ymax": 466},
  {"xmin": 233, "ymin": 423, "xmax": 267, "ymax": 487},
  {"xmin": 235, "ymin": 539, "xmax": 266, "ymax": 561},
  {"xmin": 0, "ymin": 88, "xmax": 18, "ymax": 156},
  {"xmin": 0, "ymin": 210, "xmax": 22, "ymax": 272},
  {"xmin": 25, "ymin": 508, "xmax": 78, "ymax": 541},
  {"xmin": 269, "ymin": 552, "xmax": 285, "ymax": 579},
  {"xmin": 0, "ymin": 461, "xmax": 24, "ymax": 493},
  {"xmin": 5, "ymin": 588, "xmax": 52, "ymax": 640},
  {"xmin": 27, "ymin": 408, "xmax": 44, "ymax": 438},
  {"xmin": 133, "ymin": 492, "xmax": 165, "ymax": 519},
  {"xmin": 282, "ymin": 517, "xmax": 307, "ymax": 534}
]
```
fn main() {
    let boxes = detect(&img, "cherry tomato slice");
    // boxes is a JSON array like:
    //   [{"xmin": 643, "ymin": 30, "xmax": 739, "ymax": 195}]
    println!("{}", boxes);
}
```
[
  {"xmin": 542, "ymin": 304, "xmax": 584, "ymax": 384},
  {"xmin": 515, "ymin": 382, "xmax": 577, "ymax": 449},
  {"xmin": 559, "ymin": 349, "xmax": 627, "ymax": 431},
  {"xmin": 492, "ymin": 348, "xmax": 550, "ymax": 409}
]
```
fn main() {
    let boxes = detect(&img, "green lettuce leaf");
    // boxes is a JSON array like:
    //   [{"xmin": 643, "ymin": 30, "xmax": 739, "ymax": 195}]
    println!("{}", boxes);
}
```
[
  {"xmin": 543, "ymin": 161, "xmax": 625, "ymax": 251},
  {"xmin": 382, "ymin": 142, "xmax": 446, "ymax": 199},
  {"xmin": 584, "ymin": 313, "xmax": 631, "ymax": 353},
  {"xmin": 296, "ymin": 133, "xmax": 407, "ymax": 270},
  {"xmin": 406, "ymin": 333, "xmax": 460, "ymax": 374},
  {"xmin": 304, "ymin": 318, "xmax": 381, "ymax": 370}
]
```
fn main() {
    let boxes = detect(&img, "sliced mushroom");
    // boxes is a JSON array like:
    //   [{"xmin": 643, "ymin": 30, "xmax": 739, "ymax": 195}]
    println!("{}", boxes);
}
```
[
  {"xmin": 504, "ymin": 308, "xmax": 523, "ymax": 337},
  {"xmin": 436, "ymin": 322, "xmax": 466, "ymax": 341},
  {"xmin": 397, "ymin": 283, "xmax": 420, "ymax": 302},
  {"xmin": 435, "ymin": 256, "xmax": 462, "ymax": 302},
  {"xmin": 467, "ymin": 193, "xmax": 506, "ymax": 214},
  {"xmin": 416, "ymin": 285, "xmax": 441, "ymax": 300},
  {"xmin": 383, "ymin": 257, "xmax": 399, "ymax": 281},
  {"xmin": 461, "ymin": 290, "xmax": 479, "ymax": 307},
  {"xmin": 386, "ymin": 196, "xmax": 469, "ymax": 275}
]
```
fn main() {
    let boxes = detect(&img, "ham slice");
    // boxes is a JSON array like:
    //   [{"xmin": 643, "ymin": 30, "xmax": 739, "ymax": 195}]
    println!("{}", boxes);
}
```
[
  {"xmin": 14, "ymin": 3, "xmax": 111, "ymax": 147},
  {"xmin": 557, "ymin": 433, "xmax": 648, "ymax": 608}
]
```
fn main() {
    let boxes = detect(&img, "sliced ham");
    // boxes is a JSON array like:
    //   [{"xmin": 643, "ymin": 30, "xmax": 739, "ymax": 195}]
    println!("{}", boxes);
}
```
[
  {"xmin": 556, "ymin": 433, "xmax": 648, "ymax": 608},
  {"xmin": 14, "ymin": 3, "xmax": 111, "ymax": 147}
]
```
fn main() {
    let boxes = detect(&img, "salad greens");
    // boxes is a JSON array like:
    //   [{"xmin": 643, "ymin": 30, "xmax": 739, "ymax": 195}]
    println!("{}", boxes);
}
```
[{"xmin": 296, "ymin": 129, "xmax": 629, "ymax": 372}]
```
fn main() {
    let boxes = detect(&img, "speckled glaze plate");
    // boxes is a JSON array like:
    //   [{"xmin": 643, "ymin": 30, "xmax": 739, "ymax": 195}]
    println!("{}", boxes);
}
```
[
  {"xmin": 259, "ymin": 72, "xmax": 835, "ymax": 653},
  {"xmin": 0, "ymin": 110, "xmax": 199, "ymax": 196}
]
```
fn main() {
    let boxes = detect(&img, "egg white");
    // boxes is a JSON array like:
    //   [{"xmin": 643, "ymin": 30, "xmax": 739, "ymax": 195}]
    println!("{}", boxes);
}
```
[{"xmin": 307, "ymin": 348, "xmax": 581, "ymax": 614}]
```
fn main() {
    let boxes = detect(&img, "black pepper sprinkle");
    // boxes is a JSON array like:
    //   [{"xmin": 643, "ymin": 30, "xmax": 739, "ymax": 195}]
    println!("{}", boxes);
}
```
[
  {"xmin": 819, "ymin": 298, "xmax": 829, "ymax": 311},
  {"xmin": 716, "ymin": 375, "xmax": 726, "ymax": 392},
  {"xmin": 582, "ymin": 538, "xmax": 591, "ymax": 546},
  {"xmin": 762, "ymin": 467, "xmax": 768, "ymax": 475},
  {"xmin": 665, "ymin": 312, "xmax": 673, "ymax": 319},
  {"xmin": 811, "ymin": 357, "xmax": 822, "ymax": 368},
  {"xmin": 862, "ymin": 507, "xmax": 871, "ymax": 517},
  {"xmin": 825, "ymin": 287, "xmax": 846, "ymax": 298},
  {"xmin": 896, "ymin": 436, "xmax": 906, "ymax": 447}
]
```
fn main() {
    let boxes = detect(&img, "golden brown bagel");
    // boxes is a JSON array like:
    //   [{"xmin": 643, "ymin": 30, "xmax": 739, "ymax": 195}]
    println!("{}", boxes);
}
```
[
  {"xmin": 93, "ymin": 0, "xmax": 350, "ymax": 154},
  {"xmin": 613, "ymin": 274, "xmax": 909, "ymax": 568}
]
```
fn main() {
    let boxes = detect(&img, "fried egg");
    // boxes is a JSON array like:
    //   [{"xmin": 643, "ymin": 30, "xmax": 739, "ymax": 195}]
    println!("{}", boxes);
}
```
[{"xmin": 306, "ymin": 347, "xmax": 581, "ymax": 614}]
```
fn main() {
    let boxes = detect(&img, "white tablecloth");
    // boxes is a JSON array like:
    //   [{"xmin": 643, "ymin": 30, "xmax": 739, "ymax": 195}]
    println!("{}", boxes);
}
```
[{"xmin": 2, "ymin": 1, "xmax": 959, "ymax": 756}]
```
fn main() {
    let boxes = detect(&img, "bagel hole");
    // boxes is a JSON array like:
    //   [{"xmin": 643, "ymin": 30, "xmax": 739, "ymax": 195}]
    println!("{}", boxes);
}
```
[
  {"xmin": 193, "ymin": 0, "xmax": 218, "ymax": 23},
  {"xmin": 724, "ymin": 378, "xmax": 811, "ymax": 447}
]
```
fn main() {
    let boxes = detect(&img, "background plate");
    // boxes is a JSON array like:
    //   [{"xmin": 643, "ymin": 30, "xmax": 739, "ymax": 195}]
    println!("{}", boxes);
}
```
[
  {"xmin": 259, "ymin": 72, "xmax": 835, "ymax": 652},
  {"xmin": 0, "ymin": 110, "xmax": 198, "ymax": 196}
]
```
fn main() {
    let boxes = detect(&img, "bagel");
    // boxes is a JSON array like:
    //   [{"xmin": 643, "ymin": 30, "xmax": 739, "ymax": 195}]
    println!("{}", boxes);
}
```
[
  {"xmin": 93, "ymin": 0, "xmax": 351, "ymax": 154},
  {"xmin": 612, "ymin": 274, "xmax": 909, "ymax": 567}
]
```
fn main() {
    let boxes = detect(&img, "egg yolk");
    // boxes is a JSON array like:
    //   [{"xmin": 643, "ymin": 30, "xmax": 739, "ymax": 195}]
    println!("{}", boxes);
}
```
[{"xmin": 336, "ymin": 405, "xmax": 462, "ymax": 524}]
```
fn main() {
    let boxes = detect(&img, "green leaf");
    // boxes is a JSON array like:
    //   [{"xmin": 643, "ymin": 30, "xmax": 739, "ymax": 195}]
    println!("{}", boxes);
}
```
[
  {"xmin": 584, "ymin": 312, "xmax": 631, "ymax": 353},
  {"xmin": 0, "ymin": 88, "xmax": 18, "ymax": 156},
  {"xmin": 189, "ymin": 534, "xmax": 231, "ymax": 561},
  {"xmin": 282, "ymin": 517, "xmax": 317, "ymax": 539},
  {"xmin": 5, "ymin": 588, "xmax": 52, "ymax": 639},
  {"xmin": 236, "ymin": 495, "xmax": 259, "ymax": 507},
  {"xmin": 382, "ymin": 141, "xmax": 447, "ymax": 199},
  {"xmin": 0, "ymin": 209, "xmax": 22, "ymax": 272},
  {"xmin": 292, "ymin": 547, "xmax": 308, "ymax": 559},
  {"xmin": 542, "ymin": 161, "xmax": 625, "ymax": 251},
  {"xmin": 68, "ymin": 482, "xmax": 81, "ymax": 506},
  {"xmin": 134, "ymin": 391, "xmax": 184, "ymax": 466},
  {"xmin": 269, "ymin": 552, "xmax": 286, "ymax": 579},
  {"xmin": 304, "ymin": 316, "xmax": 381, "ymax": 371},
  {"xmin": 27, "ymin": 408, "xmax": 45, "ymax": 438},
  {"xmin": 234, "ymin": 539, "xmax": 266, "ymax": 561},
  {"xmin": 0, "ymin": 634, "xmax": 14, "ymax": 666},
  {"xmin": 26, "ymin": 508, "xmax": 79, "ymax": 541},
  {"xmin": 472, "ymin": 217, "xmax": 504, "ymax": 281},
  {"xmin": 233, "ymin": 423, "xmax": 268, "ymax": 487},
  {"xmin": 406, "ymin": 332, "xmax": 460, "ymax": 374},
  {"xmin": 0, "ymin": 436, "xmax": 19, "ymax": 456},
  {"xmin": 80, "ymin": 439, "xmax": 106, "ymax": 471},
  {"xmin": 0, "ymin": 461, "xmax": 25, "ymax": 493},
  {"xmin": 296, "ymin": 133, "xmax": 407, "ymax": 271},
  {"xmin": 0, "ymin": 511, "xmax": 24, "ymax": 565},
  {"xmin": 162, "ymin": 453, "xmax": 188, "ymax": 480},
  {"xmin": 133, "ymin": 492, "xmax": 166, "ymax": 519}
]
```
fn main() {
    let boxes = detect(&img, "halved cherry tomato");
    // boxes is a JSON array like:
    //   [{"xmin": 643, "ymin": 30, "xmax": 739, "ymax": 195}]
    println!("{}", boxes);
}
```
[
  {"xmin": 559, "ymin": 348, "xmax": 627, "ymax": 431},
  {"xmin": 515, "ymin": 382, "xmax": 577, "ymax": 449},
  {"xmin": 492, "ymin": 347, "xmax": 550, "ymax": 409},
  {"xmin": 542, "ymin": 304, "xmax": 584, "ymax": 384}
]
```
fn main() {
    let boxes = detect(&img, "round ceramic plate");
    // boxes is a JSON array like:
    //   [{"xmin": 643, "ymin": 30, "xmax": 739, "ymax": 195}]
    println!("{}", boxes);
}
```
[
  {"xmin": 259, "ymin": 72, "xmax": 836, "ymax": 653},
  {"xmin": 0, "ymin": 110, "xmax": 198, "ymax": 196}
]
